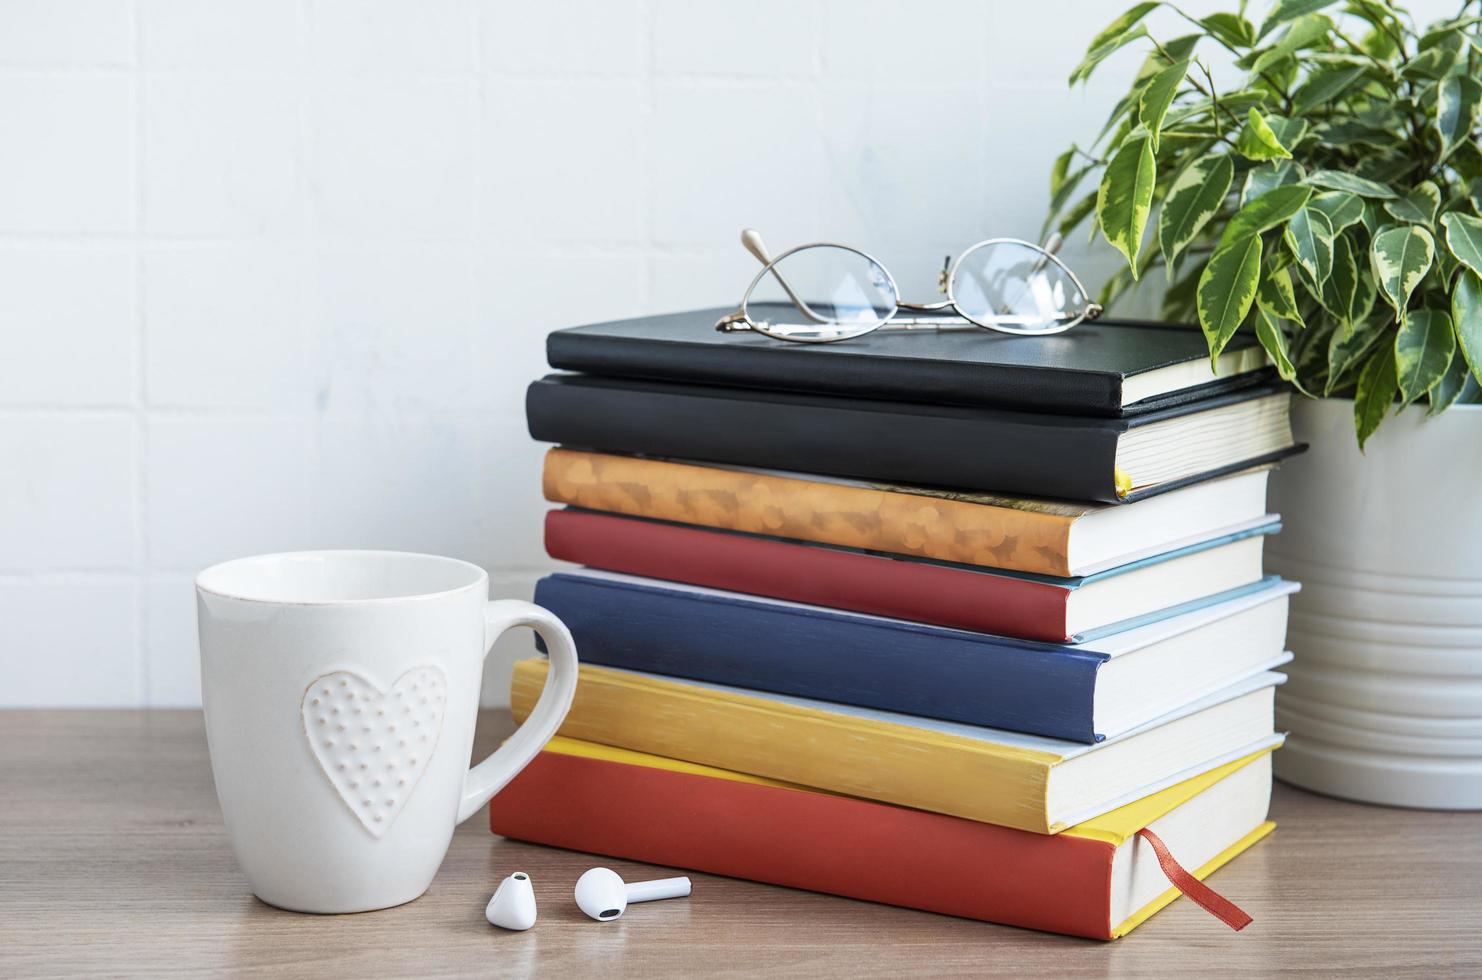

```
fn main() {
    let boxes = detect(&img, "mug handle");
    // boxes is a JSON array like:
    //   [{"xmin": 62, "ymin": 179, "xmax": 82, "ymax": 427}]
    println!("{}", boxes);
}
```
[{"xmin": 456, "ymin": 599, "xmax": 578, "ymax": 824}]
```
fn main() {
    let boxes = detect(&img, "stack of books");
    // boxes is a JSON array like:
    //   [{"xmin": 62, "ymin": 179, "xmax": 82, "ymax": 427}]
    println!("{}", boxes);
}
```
[{"xmin": 489, "ymin": 309, "xmax": 1303, "ymax": 939}]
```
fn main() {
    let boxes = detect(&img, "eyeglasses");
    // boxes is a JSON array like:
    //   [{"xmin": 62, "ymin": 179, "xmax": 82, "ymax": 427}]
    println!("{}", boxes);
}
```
[{"xmin": 714, "ymin": 229, "xmax": 1103, "ymax": 344}]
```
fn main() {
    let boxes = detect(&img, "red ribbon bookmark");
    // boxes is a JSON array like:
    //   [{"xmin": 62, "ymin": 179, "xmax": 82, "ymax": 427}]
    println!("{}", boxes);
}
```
[{"xmin": 1136, "ymin": 828, "xmax": 1254, "ymax": 931}]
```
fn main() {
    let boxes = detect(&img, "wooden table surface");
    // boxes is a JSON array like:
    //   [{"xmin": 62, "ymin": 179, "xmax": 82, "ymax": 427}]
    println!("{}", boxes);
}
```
[{"xmin": 2, "ymin": 710, "xmax": 1478, "ymax": 979}]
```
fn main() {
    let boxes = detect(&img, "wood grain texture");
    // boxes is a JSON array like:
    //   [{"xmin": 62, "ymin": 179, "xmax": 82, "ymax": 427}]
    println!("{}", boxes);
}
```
[{"xmin": 1, "ymin": 709, "xmax": 1477, "ymax": 979}]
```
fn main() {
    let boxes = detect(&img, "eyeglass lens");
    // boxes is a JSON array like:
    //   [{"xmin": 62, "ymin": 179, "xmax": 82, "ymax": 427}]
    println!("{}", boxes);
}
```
[
  {"xmin": 743, "ymin": 245, "xmax": 898, "ymax": 342},
  {"xmin": 950, "ymin": 241, "xmax": 1089, "ymax": 335}
]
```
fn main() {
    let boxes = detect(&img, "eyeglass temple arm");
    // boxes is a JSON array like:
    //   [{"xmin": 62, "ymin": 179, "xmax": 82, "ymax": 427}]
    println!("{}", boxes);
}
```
[
  {"xmin": 739, "ymin": 229, "xmax": 836, "ymax": 325},
  {"xmin": 1037, "ymin": 232, "xmax": 1063, "ymax": 264}
]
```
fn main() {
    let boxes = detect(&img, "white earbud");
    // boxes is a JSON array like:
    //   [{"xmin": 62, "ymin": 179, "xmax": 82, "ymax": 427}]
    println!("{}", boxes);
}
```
[
  {"xmin": 485, "ymin": 872, "xmax": 537, "ymax": 931},
  {"xmin": 574, "ymin": 867, "xmax": 691, "ymax": 921}
]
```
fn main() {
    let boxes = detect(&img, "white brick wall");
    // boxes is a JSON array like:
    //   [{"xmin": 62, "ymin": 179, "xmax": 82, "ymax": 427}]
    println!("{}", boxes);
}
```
[{"xmin": 1, "ymin": 0, "xmax": 1450, "ymax": 706}]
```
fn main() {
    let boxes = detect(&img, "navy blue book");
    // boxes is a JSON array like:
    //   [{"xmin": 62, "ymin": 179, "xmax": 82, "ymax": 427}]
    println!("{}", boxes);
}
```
[{"xmin": 534, "ymin": 571, "xmax": 1296, "ymax": 743}]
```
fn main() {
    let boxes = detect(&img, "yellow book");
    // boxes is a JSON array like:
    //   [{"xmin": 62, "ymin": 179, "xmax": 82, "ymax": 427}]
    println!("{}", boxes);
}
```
[
  {"xmin": 541, "ymin": 448, "xmax": 1273, "ymax": 577},
  {"xmin": 510, "ymin": 659, "xmax": 1284, "ymax": 834}
]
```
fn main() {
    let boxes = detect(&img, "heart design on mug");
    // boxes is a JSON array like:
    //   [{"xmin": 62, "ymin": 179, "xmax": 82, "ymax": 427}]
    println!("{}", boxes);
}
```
[{"xmin": 301, "ymin": 665, "xmax": 448, "ymax": 839}]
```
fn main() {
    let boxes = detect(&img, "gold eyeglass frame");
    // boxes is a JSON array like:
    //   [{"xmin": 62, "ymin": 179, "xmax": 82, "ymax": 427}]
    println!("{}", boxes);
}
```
[{"xmin": 714, "ymin": 228, "xmax": 1104, "ymax": 344}]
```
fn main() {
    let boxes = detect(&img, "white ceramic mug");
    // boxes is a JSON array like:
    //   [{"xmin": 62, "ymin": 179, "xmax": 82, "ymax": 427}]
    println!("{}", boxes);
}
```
[{"xmin": 196, "ymin": 550, "xmax": 578, "ymax": 914}]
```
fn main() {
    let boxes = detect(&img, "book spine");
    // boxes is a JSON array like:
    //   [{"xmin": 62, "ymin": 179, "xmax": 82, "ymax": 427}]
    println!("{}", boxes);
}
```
[
  {"xmin": 511, "ymin": 659, "xmax": 1059, "ymax": 832},
  {"xmin": 545, "ymin": 330, "xmax": 1127, "ymax": 416},
  {"xmin": 542, "ymin": 448, "xmax": 1080, "ymax": 576},
  {"xmin": 533, "ymin": 571, "xmax": 1103, "ymax": 741},
  {"xmin": 488, "ymin": 749, "xmax": 1116, "ymax": 939},
  {"xmin": 544, "ymin": 509, "xmax": 1076, "ymax": 642},
  {"xmin": 526, "ymin": 377, "xmax": 1124, "ymax": 501}
]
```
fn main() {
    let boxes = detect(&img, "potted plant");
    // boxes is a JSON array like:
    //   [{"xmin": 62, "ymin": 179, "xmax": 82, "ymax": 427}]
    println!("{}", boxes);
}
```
[{"xmin": 1047, "ymin": 1, "xmax": 1482, "ymax": 808}]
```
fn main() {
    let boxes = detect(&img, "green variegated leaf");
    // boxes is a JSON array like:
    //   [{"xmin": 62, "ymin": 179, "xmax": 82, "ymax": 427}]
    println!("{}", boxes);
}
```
[
  {"xmin": 1354, "ymin": 345, "xmax": 1397, "ymax": 450},
  {"xmin": 1242, "ymin": 160, "xmax": 1303, "ymax": 204},
  {"xmin": 1263, "ymin": 115, "xmax": 1309, "ymax": 150},
  {"xmin": 1259, "ymin": 263, "xmax": 1302, "ymax": 320},
  {"xmin": 1453, "ymin": 270, "xmax": 1482, "ymax": 386},
  {"xmin": 1383, "ymin": 181, "xmax": 1440, "ymax": 227},
  {"xmin": 1308, "ymin": 191, "xmax": 1364, "ymax": 232},
  {"xmin": 1427, "ymin": 348, "xmax": 1471, "ymax": 415},
  {"xmin": 1049, "ymin": 148, "xmax": 1076, "ymax": 197},
  {"xmin": 1046, "ymin": 163, "xmax": 1093, "ymax": 227},
  {"xmin": 1093, "ymin": 91, "xmax": 1141, "ymax": 150},
  {"xmin": 1249, "ymin": 13, "xmax": 1334, "ymax": 73},
  {"xmin": 1292, "ymin": 64, "xmax": 1369, "ymax": 116},
  {"xmin": 1071, "ymin": 3, "xmax": 1160, "ymax": 85},
  {"xmin": 1139, "ymin": 58, "xmax": 1190, "ymax": 151},
  {"xmin": 1440, "ymin": 212, "xmax": 1482, "ymax": 278},
  {"xmin": 1304, "ymin": 170, "xmax": 1397, "ymax": 199},
  {"xmin": 1313, "ymin": 119, "xmax": 1394, "ymax": 150},
  {"xmin": 1436, "ymin": 76, "xmax": 1482, "ymax": 163},
  {"xmin": 1326, "ymin": 310, "xmax": 1386, "ymax": 392},
  {"xmin": 1200, "ymin": 12, "xmax": 1255, "ymax": 48},
  {"xmin": 1304, "ymin": 50, "xmax": 1384, "ymax": 70},
  {"xmin": 1133, "ymin": 33, "xmax": 1200, "ymax": 85},
  {"xmin": 1347, "ymin": 4, "xmax": 1401, "ymax": 38},
  {"xmin": 1436, "ymin": 241, "xmax": 1460, "ymax": 283},
  {"xmin": 1158, "ymin": 154, "xmax": 1232, "ymax": 275},
  {"xmin": 1417, "ymin": 22, "xmax": 1470, "ymax": 51},
  {"xmin": 1098, "ymin": 268, "xmax": 1135, "ymax": 310},
  {"xmin": 1082, "ymin": 3, "xmax": 1160, "ymax": 59},
  {"xmin": 1257, "ymin": 0, "xmax": 1338, "ymax": 40},
  {"xmin": 1221, "ymin": 184, "xmax": 1312, "ymax": 247},
  {"xmin": 1394, "ymin": 310, "xmax": 1456, "ymax": 403},
  {"xmin": 1049, "ymin": 162, "xmax": 1096, "ymax": 213},
  {"xmin": 1350, "ymin": 269, "xmax": 1377, "ymax": 325},
  {"xmin": 1162, "ymin": 263, "xmax": 1202, "ymax": 320},
  {"xmin": 1096, "ymin": 133, "xmax": 1156, "ymax": 276},
  {"xmin": 1401, "ymin": 33, "xmax": 1462, "ymax": 80},
  {"xmin": 1255, "ymin": 307, "xmax": 1299, "ymax": 381},
  {"xmin": 1236, "ymin": 107, "xmax": 1293, "ymax": 160},
  {"xmin": 1044, "ymin": 0, "xmax": 1482, "ymax": 439},
  {"xmin": 1359, "ymin": 199, "xmax": 1382, "ymax": 238},
  {"xmin": 1359, "ymin": 157, "xmax": 1414, "ymax": 186},
  {"xmin": 1293, "ymin": 314, "xmax": 1335, "ymax": 376},
  {"xmin": 1285, "ymin": 207, "xmax": 1334, "ymax": 284},
  {"xmin": 1320, "ymin": 234, "xmax": 1358, "ymax": 321},
  {"xmin": 1362, "ymin": 22, "xmax": 1400, "ymax": 60},
  {"xmin": 1164, "ymin": 90, "xmax": 1267, "ymax": 127},
  {"xmin": 1198, "ymin": 235, "xmax": 1263, "ymax": 366},
  {"xmin": 1156, "ymin": 129, "xmax": 1221, "ymax": 153},
  {"xmin": 1057, "ymin": 189, "xmax": 1098, "ymax": 238},
  {"xmin": 1370, "ymin": 225, "xmax": 1435, "ymax": 317}
]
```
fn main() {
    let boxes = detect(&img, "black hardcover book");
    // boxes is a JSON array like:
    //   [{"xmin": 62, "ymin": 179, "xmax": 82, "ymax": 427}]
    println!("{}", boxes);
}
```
[
  {"xmin": 526, "ymin": 374, "xmax": 1301, "ymax": 503},
  {"xmin": 545, "ymin": 308, "xmax": 1275, "ymax": 417}
]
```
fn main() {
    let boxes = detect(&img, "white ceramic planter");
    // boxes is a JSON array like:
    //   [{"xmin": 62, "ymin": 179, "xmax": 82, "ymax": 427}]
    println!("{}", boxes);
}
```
[{"xmin": 1267, "ymin": 397, "xmax": 1482, "ymax": 809}]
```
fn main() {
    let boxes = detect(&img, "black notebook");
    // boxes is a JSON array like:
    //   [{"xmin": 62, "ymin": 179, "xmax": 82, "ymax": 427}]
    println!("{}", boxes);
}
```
[
  {"xmin": 526, "ymin": 374, "xmax": 1300, "ymax": 503},
  {"xmin": 545, "ymin": 308, "xmax": 1274, "ymax": 417}
]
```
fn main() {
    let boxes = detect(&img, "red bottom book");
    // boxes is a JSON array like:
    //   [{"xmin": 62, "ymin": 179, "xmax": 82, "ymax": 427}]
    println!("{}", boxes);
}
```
[{"xmin": 489, "ymin": 737, "xmax": 1276, "ymax": 940}]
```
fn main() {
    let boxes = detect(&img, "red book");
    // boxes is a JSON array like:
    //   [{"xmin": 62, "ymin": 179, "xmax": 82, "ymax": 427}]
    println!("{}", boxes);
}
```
[
  {"xmin": 488, "ymin": 738, "xmax": 1274, "ymax": 940},
  {"xmin": 544, "ymin": 508, "xmax": 1270, "ymax": 643}
]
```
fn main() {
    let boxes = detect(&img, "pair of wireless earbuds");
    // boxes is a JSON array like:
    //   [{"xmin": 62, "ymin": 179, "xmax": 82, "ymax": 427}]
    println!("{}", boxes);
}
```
[{"xmin": 485, "ymin": 868, "xmax": 692, "ymax": 931}]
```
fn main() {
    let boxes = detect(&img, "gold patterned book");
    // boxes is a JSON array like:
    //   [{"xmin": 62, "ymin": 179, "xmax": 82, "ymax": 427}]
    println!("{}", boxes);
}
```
[{"xmin": 542, "ymin": 448, "xmax": 1273, "ymax": 577}]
